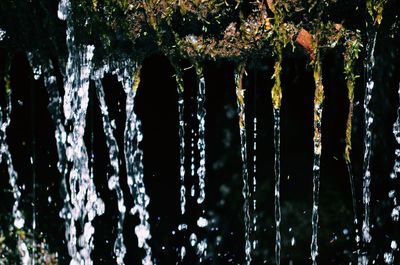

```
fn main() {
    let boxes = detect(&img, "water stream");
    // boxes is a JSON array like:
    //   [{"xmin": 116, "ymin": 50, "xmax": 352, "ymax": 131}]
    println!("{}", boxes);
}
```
[
  {"xmin": 93, "ymin": 66, "xmax": 127, "ymax": 265},
  {"xmin": 385, "ymin": 82, "xmax": 400, "ymax": 264},
  {"xmin": 0, "ymin": 68, "xmax": 29, "ymax": 263},
  {"xmin": 360, "ymin": 26, "xmax": 378, "ymax": 264},
  {"xmin": 58, "ymin": 2, "xmax": 106, "ymax": 264},
  {"xmin": 175, "ymin": 70, "xmax": 186, "ymax": 216},
  {"xmin": 311, "ymin": 56, "xmax": 324, "ymax": 265},
  {"xmin": 118, "ymin": 64, "xmax": 153, "ymax": 265},
  {"xmin": 196, "ymin": 66, "xmax": 206, "ymax": 206},
  {"xmin": 194, "ymin": 65, "xmax": 208, "ymax": 260},
  {"xmin": 271, "ymin": 56, "xmax": 283, "ymax": 265},
  {"xmin": 235, "ymin": 64, "xmax": 252, "ymax": 265}
]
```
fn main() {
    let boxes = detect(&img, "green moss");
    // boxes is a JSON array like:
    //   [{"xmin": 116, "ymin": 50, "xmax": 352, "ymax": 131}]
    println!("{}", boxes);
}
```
[{"xmin": 343, "ymin": 31, "xmax": 362, "ymax": 162}]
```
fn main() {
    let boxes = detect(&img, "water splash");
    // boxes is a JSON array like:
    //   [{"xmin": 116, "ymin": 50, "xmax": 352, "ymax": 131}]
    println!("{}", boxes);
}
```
[
  {"xmin": 93, "ymin": 66, "xmax": 127, "ymax": 265},
  {"xmin": 117, "ymin": 64, "xmax": 153, "ymax": 265},
  {"xmin": 271, "ymin": 56, "xmax": 283, "ymax": 265},
  {"xmin": 0, "ymin": 67, "xmax": 29, "ymax": 263},
  {"xmin": 311, "ymin": 55, "xmax": 324, "ymax": 265},
  {"xmin": 235, "ymin": 64, "xmax": 252, "ymax": 265}
]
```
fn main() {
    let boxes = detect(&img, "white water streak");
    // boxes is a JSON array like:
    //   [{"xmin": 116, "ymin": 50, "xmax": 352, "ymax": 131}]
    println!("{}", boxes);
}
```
[
  {"xmin": 362, "ymin": 30, "xmax": 377, "ymax": 252},
  {"xmin": 311, "ymin": 62, "xmax": 324, "ymax": 265},
  {"xmin": 197, "ymin": 73, "xmax": 206, "ymax": 205},
  {"xmin": 59, "ymin": 1, "xmax": 105, "ymax": 263},
  {"xmin": 273, "ymin": 108, "xmax": 281, "ymax": 265},
  {"xmin": 235, "ymin": 69, "xmax": 252, "ymax": 265},
  {"xmin": 252, "ymin": 116, "xmax": 257, "ymax": 251},
  {"xmin": 176, "ymin": 72, "xmax": 186, "ymax": 215},
  {"xmin": 117, "ymin": 65, "xmax": 153, "ymax": 265},
  {"xmin": 0, "ymin": 76, "xmax": 29, "ymax": 263},
  {"xmin": 93, "ymin": 67, "xmax": 127, "ymax": 265}
]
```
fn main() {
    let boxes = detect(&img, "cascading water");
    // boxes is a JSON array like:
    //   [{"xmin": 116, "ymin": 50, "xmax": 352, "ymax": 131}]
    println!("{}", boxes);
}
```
[
  {"xmin": 118, "ymin": 64, "xmax": 153, "ymax": 265},
  {"xmin": 93, "ymin": 66, "xmax": 127, "ymax": 265},
  {"xmin": 235, "ymin": 64, "xmax": 252, "ymax": 265},
  {"xmin": 0, "ymin": 67, "xmax": 29, "ymax": 264},
  {"xmin": 311, "ymin": 52, "xmax": 324, "ymax": 265}
]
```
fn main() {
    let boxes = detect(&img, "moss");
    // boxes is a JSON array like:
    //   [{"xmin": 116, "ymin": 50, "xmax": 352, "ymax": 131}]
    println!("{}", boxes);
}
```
[
  {"xmin": 343, "ymin": 31, "xmax": 362, "ymax": 162},
  {"xmin": 367, "ymin": 0, "xmax": 387, "ymax": 25},
  {"xmin": 132, "ymin": 65, "xmax": 142, "ymax": 93},
  {"xmin": 235, "ymin": 62, "xmax": 246, "ymax": 130}
]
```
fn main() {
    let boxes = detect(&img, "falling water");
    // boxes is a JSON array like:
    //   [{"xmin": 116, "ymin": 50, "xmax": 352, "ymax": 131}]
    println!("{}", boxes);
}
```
[
  {"xmin": 175, "ymin": 69, "xmax": 186, "ymax": 215},
  {"xmin": 251, "ymin": 61, "xmax": 258, "ymax": 252},
  {"xmin": 361, "ymin": 27, "xmax": 377, "ymax": 257},
  {"xmin": 174, "ymin": 67, "xmax": 188, "ymax": 260},
  {"xmin": 118, "ymin": 64, "xmax": 153, "ymax": 265},
  {"xmin": 58, "ymin": 1, "xmax": 105, "ymax": 264},
  {"xmin": 385, "ymin": 82, "xmax": 400, "ymax": 264},
  {"xmin": 196, "ymin": 66, "xmax": 206, "ymax": 205},
  {"xmin": 252, "ymin": 115, "xmax": 257, "ymax": 251},
  {"xmin": 271, "ymin": 56, "xmax": 283, "ymax": 265},
  {"xmin": 63, "ymin": 45, "xmax": 105, "ymax": 265},
  {"xmin": 195, "ymin": 65, "xmax": 208, "ymax": 259},
  {"xmin": 311, "ymin": 56, "xmax": 324, "ymax": 265},
  {"xmin": 235, "ymin": 64, "xmax": 252, "ymax": 265},
  {"xmin": 343, "ymin": 38, "xmax": 361, "ymax": 260},
  {"xmin": 93, "ymin": 67, "xmax": 127, "ymax": 265},
  {"xmin": 0, "ymin": 68, "xmax": 30, "ymax": 263},
  {"xmin": 273, "ymin": 108, "xmax": 281, "ymax": 264},
  {"xmin": 43, "ymin": 61, "xmax": 73, "ymax": 262}
]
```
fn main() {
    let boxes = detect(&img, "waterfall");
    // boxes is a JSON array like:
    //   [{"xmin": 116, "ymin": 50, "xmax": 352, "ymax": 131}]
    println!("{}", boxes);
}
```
[
  {"xmin": 311, "ymin": 54, "xmax": 324, "ymax": 265},
  {"xmin": 235, "ymin": 63, "xmax": 252, "ymax": 265},
  {"xmin": 93, "ymin": 66, "xmax": 127, "ymax": 265},
  {"xmin": 117, "ymin": 64, "xmax": 153, "ymax": 265}
]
